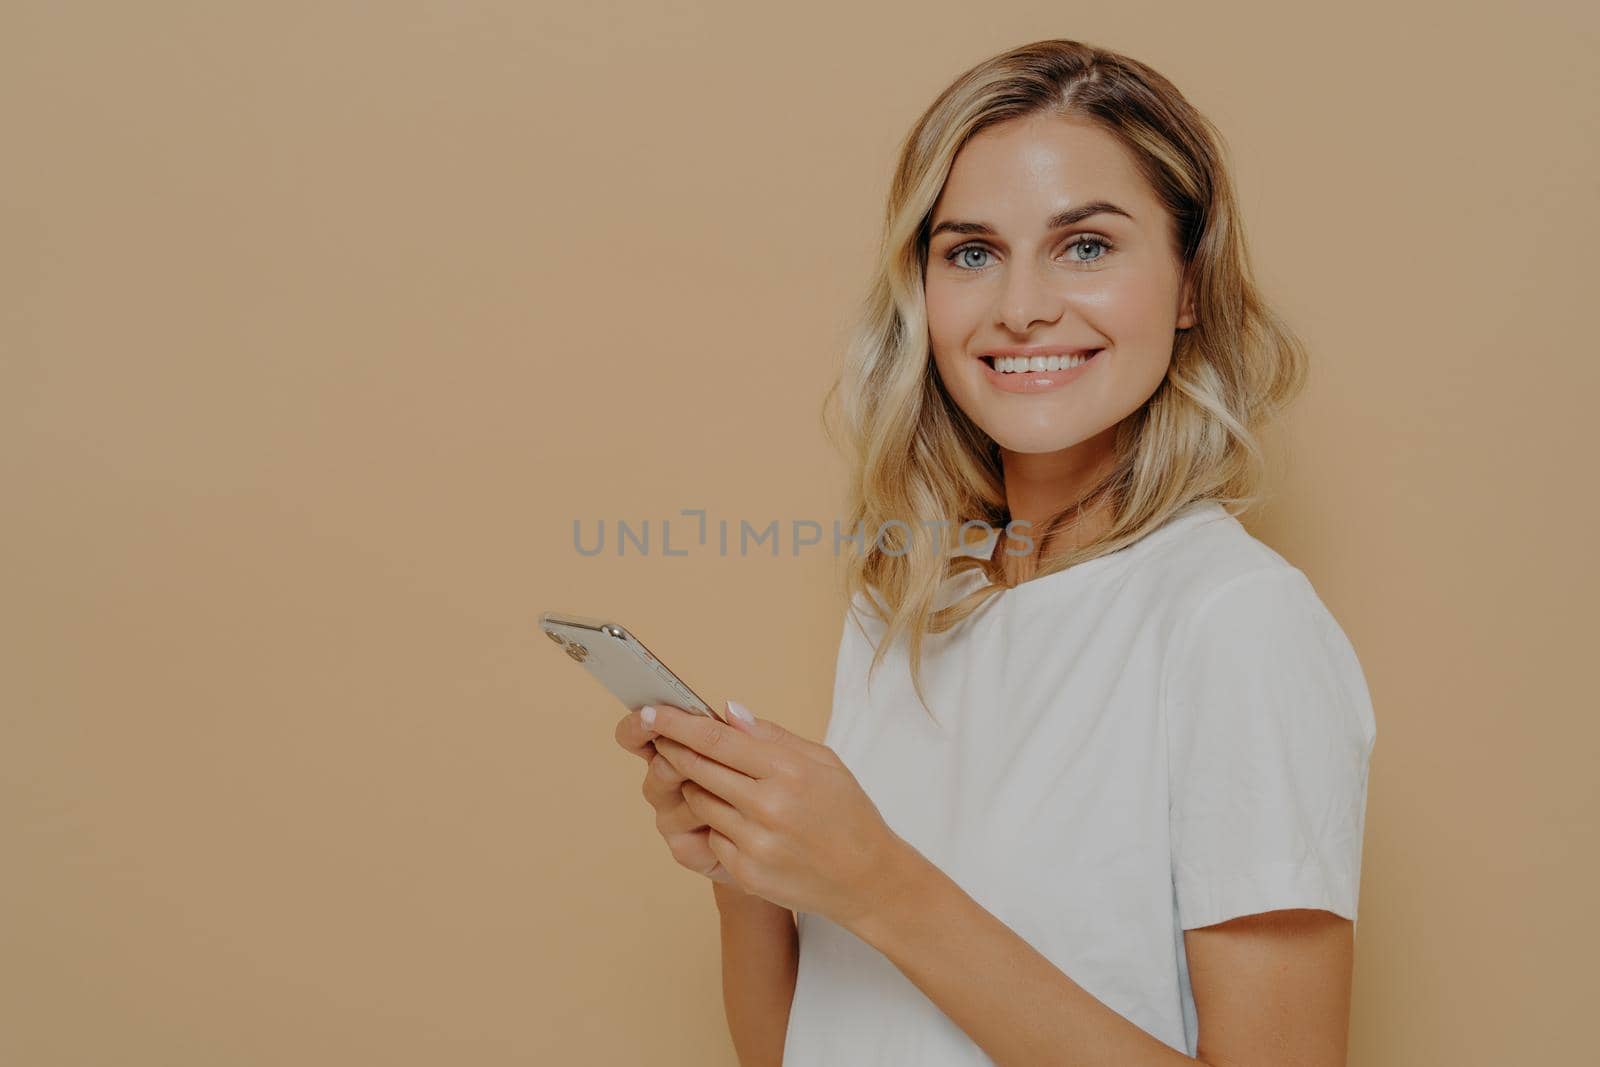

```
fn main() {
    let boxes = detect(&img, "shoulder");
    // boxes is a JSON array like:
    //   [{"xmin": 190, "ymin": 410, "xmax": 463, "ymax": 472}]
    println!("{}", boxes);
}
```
[
  {"xmin": 1141, "ymin": 501, "xmax": 1308, "ymax": 613},
  {"xmin": 1154, "ymin": 506, "xmax": 1346, "ymax": 646},
  {"xmin": 1167, "ymin": 565, "xmax": 1363, "ymax": 684},
  {"xmin": 1130, "ymin": 505, "xmax": 1367, "ymax": 675},
  {"xmin": 1156, "ymin": 515, "xmax": 1377, "ymax": 749}
]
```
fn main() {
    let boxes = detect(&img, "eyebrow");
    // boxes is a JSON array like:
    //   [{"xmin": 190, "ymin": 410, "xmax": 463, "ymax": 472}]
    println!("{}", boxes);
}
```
[{"xmin": 928, "ymin": 199, "xmax": 1135, "ymax": 240}]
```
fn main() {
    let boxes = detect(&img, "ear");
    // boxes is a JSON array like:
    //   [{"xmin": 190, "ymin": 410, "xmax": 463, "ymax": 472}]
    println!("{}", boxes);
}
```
[{"xmin": 1176, "ymin": 265, "xmax": 1198, "ymax": 331}]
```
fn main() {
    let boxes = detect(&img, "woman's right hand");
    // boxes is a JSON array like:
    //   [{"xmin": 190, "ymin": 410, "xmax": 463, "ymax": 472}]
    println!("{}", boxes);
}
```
[{"xmin": 614, "ymin": 705, "xmax": 736, "ymax": 886}]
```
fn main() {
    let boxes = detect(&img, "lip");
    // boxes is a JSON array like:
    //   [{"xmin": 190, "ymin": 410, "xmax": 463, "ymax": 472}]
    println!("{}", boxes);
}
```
[
  {"xmin": 979, "ymin": 345, "xmax": 1102, "ymax": 359},
  {"xmin": 979, "ymin": 348, "xmax": 1104, "ymax": 393}
]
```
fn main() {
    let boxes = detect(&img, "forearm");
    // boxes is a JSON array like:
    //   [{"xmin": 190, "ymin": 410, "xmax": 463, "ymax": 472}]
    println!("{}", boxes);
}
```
[
  {"xmin": 713, "ymin": 881, "xmax": 799, "ymax": 1067},
  {"xmin": 843, "ymin": 840, "xmax": 1201, "ymax": 1067}
]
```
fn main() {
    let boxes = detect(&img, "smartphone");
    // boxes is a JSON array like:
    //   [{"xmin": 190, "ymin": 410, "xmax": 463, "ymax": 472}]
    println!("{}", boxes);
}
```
[{"xmin": 539, "ymin": 611, "xmax": 724, "ymax": 723}]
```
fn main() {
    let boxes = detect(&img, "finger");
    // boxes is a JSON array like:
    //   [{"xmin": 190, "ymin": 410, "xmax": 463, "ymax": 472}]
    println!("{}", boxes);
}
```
[
  {"xmin": 654, "ymin": 796, "xmax": 706, "ymax": 836},
  {"xmin": 645, "ymin": 703, "xmax": 787, "ymax": 780},
  {"xmin": 614, "ymin": 708, "xmax": 661, "ymax": 761},
  {"xmin": 653, "ymin": 736, "xmax": 760, "ymax": 812},
  {"xmin": 704, "ymin": 827, "xmax": 748, "ymax": 886},
  {"xmin": 640, "ymin": 751, "xmax": 688, "ymax": 808},
  {"xmin": 680, "ymin": 779, "xmax": 753, "ymax": 851},
  {"xmin": 723, "ymin": 699, "xmax": 837, "ymax": 766}
]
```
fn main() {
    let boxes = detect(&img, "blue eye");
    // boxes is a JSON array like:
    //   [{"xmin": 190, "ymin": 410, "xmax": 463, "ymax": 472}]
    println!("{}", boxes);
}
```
[
  {"xmin": 1066, "ymin": 235, "xmax": 1113, "ymax": 264},
  {"xmin": 950, "ymin": 245, "xmax": 995, "ymax": 270},
  {"xmin": 944, "ymin": 235, "xmax": 1114, "ymax": 272}
]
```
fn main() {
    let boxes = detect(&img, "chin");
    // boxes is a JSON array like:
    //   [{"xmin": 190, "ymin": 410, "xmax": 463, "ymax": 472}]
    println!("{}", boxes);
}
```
[
  {"xmin": 986, "ymin": 426, "xmax": 1100, "ymax": 454},
  {"xmin": 953, "ymin": 394, "xmax": 1095, "ymax": 454}
]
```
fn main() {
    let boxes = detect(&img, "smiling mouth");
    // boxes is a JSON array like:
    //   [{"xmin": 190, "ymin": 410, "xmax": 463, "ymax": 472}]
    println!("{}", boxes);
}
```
[{"xmin": 980, "ymin": 350, "xmax": 1103, "ymax": 374}]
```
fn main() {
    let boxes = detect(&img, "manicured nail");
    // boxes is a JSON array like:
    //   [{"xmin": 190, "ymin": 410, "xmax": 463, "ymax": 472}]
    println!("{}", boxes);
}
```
[
  {"xmin": 726, "ymin": 699, "xmax": 755, "ymax": 725},
  {"xmin": 641, "ymin": 705, "xmax": 656, "ymax": 728}
]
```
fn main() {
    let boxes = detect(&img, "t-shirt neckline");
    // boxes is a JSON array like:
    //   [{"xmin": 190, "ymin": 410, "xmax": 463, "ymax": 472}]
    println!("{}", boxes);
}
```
[{"xmin": 964, "ymin": 500, "xmax": 1225, "ymax": 595}]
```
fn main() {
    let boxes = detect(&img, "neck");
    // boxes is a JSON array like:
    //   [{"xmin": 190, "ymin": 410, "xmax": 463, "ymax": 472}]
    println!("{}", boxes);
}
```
[{"xmin": 996, "ymin": 428, "xmax": 1118, "ymax": 580}]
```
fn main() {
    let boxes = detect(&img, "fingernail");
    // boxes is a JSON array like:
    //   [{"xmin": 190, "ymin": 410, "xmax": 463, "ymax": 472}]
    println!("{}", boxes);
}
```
[
  {"xmin": 641, "ymin": 705, "xmax": 656, "ymax": 729},
  {"xmin": 726, "ymin": 699, "xmax": 755, "ymax": 726}
]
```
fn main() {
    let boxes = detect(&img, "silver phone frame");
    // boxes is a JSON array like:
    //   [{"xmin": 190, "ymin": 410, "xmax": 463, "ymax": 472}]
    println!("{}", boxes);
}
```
[{"xmin": 538, "ymin": 611, "xmax": 724, "ymax": 723}]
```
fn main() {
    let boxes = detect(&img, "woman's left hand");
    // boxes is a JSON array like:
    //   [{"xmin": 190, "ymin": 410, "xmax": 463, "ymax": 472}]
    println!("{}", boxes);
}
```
[{"xmin": 639, "ymin": 700, "xmax": 911, "ymax": 926}]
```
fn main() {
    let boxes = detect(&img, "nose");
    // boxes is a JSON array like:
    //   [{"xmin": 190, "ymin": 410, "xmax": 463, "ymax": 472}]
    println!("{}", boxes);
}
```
[{"xmin": 994, "ymin": 260, "xmax": 1063, "ymax": 335}]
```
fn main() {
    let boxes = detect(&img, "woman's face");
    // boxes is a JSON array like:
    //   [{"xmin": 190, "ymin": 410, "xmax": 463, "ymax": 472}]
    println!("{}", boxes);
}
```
[{"xmin": 924, "ymin": 113, "xmax": 1196, "ymax": 457}]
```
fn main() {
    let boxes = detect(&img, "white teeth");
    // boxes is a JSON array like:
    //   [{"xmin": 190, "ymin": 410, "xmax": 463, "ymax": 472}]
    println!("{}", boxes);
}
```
[{"xmin": 993, "ymin": 353, "xmax": 1094, "ymax": 373}]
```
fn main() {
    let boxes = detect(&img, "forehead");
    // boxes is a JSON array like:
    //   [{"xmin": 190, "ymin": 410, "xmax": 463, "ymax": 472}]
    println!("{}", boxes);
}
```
[{"xmin": 931, "ymin": 114, "xmax": 1159, "ymax": 227}]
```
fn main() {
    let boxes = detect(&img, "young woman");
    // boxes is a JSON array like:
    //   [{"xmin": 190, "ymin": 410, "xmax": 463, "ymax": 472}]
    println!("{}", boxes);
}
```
[{"xmin": 613, "ymin": 39, "xmax": 1377, "ymax": 1067}]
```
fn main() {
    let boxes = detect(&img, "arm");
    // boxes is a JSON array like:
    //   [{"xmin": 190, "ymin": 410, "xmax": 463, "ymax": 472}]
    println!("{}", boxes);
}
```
[
  {"xmin": 1185, "ymin": 908, "xmax": 1354, "ymax": 1065},
  {"xmin": 612, "ymin": 704, "xmax": 802, "ymax": 1066},
  {"xmin": 846, "ymin": 837, "xmax": 1354, "ymax": 1067},
  {"xmin": 713, "ymin": 880, "xmax": 799, "ymax": 1067}
]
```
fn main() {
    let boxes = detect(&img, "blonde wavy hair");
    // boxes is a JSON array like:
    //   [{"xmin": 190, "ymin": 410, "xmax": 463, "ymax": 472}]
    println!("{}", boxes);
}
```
[{"xmin": 820, "ymin": 39, "xmax": 1310, "ymax": 717}]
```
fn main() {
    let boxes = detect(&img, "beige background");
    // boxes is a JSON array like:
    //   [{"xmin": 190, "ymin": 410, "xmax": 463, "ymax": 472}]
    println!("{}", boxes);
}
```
[{"xmin": 4, "ymin": 2, "xmax": 1595, "ymax": 1063}]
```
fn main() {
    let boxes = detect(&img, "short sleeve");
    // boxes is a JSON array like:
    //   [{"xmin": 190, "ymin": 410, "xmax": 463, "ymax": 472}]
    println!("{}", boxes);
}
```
[{"xmin": 1164, "ymin": 567, "xmax": 1377, "ymax": 930}]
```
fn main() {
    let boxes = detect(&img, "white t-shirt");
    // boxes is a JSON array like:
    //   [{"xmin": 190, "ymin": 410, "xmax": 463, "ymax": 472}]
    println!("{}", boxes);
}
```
[{"xmin": 782, "ymin": 499, "xmax": 1377, "ymax": 1064}]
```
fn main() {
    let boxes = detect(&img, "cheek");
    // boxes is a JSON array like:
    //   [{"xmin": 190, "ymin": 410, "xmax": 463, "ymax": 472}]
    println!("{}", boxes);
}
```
[
  {"xmin": 1090, "ymin": 271, "xmax": 1179, "ymax": 337},
  {"xmin": 924, "ymin": 273, "xmax": 984, "ymax": 342},
  {"xmin": 925, "ymin": 278, "xmax": 975, "ymax": 380}
]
